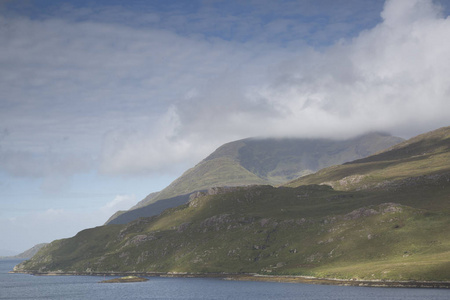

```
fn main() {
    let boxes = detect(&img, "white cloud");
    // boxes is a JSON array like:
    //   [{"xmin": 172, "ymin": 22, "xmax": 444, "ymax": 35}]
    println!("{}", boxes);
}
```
[
  {"xmin": 381, "ymin": 0, "xmax": 441, "ymax": 27},
  {"xmin": 99, "ymin": 106, "xmax": 197, "ymax": 175},
  {"xmin": 0, "ymin": 7, "xmax": 278, "ymax": 177},
  {"xmin": 101, "ymin": 194, "xmax": 137, "ymax": 212},
  {"xmin": 93, "ymin": 0, "xmax": 450, "ymax": 175},
  {"xmin": 1, "ymin": 0, "xmax": 449, "ymax": 179},
  {"xmin": 169, "ymin": 0, "xmax": 450, "ymax": 139},
  {"xmin": 1, "ymin": 0, "xmax": 449, "ymax": 254}
]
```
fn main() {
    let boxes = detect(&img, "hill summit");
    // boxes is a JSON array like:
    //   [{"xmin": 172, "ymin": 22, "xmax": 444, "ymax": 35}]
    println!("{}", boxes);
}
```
[
  {"xmin": 107, "ymin": 132, "xmax": 403, "ymax": 224},
  {"xmin": 14, "ymin": 126, "xmax": 450, "ymax": 283}
]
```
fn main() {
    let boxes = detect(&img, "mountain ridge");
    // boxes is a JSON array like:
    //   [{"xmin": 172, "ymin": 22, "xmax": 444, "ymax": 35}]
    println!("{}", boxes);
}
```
[
  {"xmin": 286, "ymin": 126, "xmax": 450, "ymax": 193},
  {"xmin": 14, "ymin": 126, "xmax": 450, "ymax": 282},
  {"xmin": 107, "ymin": 132, "xmax": 403, "ymax": 224}
]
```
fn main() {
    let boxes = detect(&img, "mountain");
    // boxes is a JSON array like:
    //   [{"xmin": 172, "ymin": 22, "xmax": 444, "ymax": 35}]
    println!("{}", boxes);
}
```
[
  {"xmin": 0, "ymin": 249, "xmax": 17, "ymax": 258},
  {"xmin": 106, "ymin": 193, "xmax": 195, "ymax": 225},
  {"xmin": 285, "ymin": 126, "xmax": 450, "ymax": 193},
  {"xmin": 14, "ymin": 243, "xmax": 49, "ymax": 259},
  {"xmin": 107, "ymin": 132, "xmax": 403, "ymax": 224},
  {"xmin": 104, "ymin": 192, "xmax": 160, "ymax": 225},
  {"xmin": 14, "ymin": 126, "xmax": 450, "ymax": 282},
  {"xmin": 0, "ymin": 243, "xmax": 48, "ymax": 259}
]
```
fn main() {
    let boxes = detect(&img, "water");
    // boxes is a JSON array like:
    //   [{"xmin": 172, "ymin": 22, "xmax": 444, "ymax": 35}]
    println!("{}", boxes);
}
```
[{"xmin": 1, "ymin": 260, "xmax": 448, "ymax": 300}]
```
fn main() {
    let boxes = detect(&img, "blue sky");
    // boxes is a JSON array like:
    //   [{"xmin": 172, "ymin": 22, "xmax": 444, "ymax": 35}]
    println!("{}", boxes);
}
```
[{"xmin": 1, "ymin": 0, "xmax": 450, "ymax": 255}]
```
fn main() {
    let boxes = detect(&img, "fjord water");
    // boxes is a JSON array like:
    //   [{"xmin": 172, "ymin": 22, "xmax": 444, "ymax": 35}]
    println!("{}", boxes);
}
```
[{"xmin": 1, "ymin": 260, "xmax": 448, "ymax": 300}]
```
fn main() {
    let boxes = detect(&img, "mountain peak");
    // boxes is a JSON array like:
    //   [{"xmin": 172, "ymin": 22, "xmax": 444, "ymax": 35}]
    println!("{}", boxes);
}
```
[{"xmin": 107, "ymin": 132, "xmax": 403, "ymax": 224}]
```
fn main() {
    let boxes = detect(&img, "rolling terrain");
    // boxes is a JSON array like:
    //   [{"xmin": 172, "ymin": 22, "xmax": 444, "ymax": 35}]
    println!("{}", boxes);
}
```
[
  {"xmin": 14, "ymin": 127, "xmax": 450, "ymax": 282},
  {"xmin": 107, "ymin": 133, "xmax": 403, "ymax": 224}
]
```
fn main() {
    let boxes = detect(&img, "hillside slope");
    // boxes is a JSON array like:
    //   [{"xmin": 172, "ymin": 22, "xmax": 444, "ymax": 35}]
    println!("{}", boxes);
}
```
[
  {"xmin": 157, "ymin": 132, "xmax": 403, "ymax": 198},
  {"xmin": 108, "ymin": 133, "xmax": 403, "ymax": 224},
  {"xmin": 14, "ymin": 243, "xmax": 49, "ymax": 259},
  {"xmin": 286, "ymin": 126, "xmax": 450, "ymax": 195},
  {"xmin": 15, "ymin": 127, "xmax": 450, "ymax": 282}
]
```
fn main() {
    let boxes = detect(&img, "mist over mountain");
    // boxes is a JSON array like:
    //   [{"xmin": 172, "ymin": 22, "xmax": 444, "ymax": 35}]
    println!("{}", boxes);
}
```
[
  {"xmin": 2, "ymin": 0, "xmax": 450, "ymax": 255},
  {"xmin": 107, "ymin": 132, "xmax": 403, "ymax": 224},
  {"xmin": 15, "ymin": 126, "xmax": 450, "ymax": 283}
]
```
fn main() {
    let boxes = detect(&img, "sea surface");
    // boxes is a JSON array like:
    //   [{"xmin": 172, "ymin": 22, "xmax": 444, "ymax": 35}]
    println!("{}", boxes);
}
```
[{"xmin": 1, "ymin": 260, "xmax": 448, "ymax": 300}]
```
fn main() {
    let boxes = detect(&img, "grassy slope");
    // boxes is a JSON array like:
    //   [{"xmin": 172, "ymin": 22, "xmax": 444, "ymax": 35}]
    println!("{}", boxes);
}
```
[
  {"xmin": 286, "ymin": 127, "xmax": 450, "ymax": 195},
  {"xmin": 16, "ymin": 127, "xmax": 450, "ymax": 281},
  {"xmin": 108, "ymin": 133, "xmax": 403, "ymax": 224},
  {"xmin": 238, "ymin": 133, "xmax": 403, "ymax": 184},
  {"xmin": 17, "ymin": 183, "xmax": 450, "ymax": 280},
  {"xmin": 154, "ymin": 157, "xmax": 268, "ymax": 201}
]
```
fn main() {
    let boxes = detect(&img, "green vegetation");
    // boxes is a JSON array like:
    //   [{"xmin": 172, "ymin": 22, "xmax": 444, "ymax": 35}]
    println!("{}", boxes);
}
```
[
  {"xmin": 14, "ymin": 126, "xmax": 450, "ymax": 282},
  {"xmin": 157, "ymin": 132, "xmax": 403, "ymax": 200},
  {"xmin": 154, "ymin": 157, "xmax": 267, "ymax": 201},
  {"xmin": 107, "ymin": 133, "xmax": 402, "ymax": 224},
  {"xmin": 286, "ymin": 126, "xmax": 450, "ymax": 202}
]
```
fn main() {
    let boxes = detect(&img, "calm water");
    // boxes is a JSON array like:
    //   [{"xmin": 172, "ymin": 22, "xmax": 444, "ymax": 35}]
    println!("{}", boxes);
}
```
[{"xmin": 1, "ymin": 260, "xmax": 448, "ymax": 300}]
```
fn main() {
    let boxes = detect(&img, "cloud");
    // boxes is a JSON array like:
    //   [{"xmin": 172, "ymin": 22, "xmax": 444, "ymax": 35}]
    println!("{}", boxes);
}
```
[
  {"xmin": 381, "ymin": 0, "xmax": 441, "ymax": 26},
  {"xmin": 1, "ymin": 0, "xmax": 449, "ymax": 179},
  {"xmin": 0, "ymin": 148, "xmax": 94, "ymax": 194},
  {"xmin": 0, "ymin": 14, "xmax": 230, "ymax": 177},
  {"xmin": 99, "ymin": 106, "xmax": 196, "ymax": 175},
  {"xmin": 0, "ymin": 4, "xmax": 282, "ymax": 177},
  {"xmin": 100, "ymin": 194, "xmax": 138, "ymax": 217},
  {"xmin": 1, "ymin": 0, "xmax": 449, "ymax": 254},
  {"xmin": 90, "ymin": 0, "xmax": 450, "ymax": 175},
  {"xmin": 171, "ymin": 0, "xmax": 450, "ymax": 139}
]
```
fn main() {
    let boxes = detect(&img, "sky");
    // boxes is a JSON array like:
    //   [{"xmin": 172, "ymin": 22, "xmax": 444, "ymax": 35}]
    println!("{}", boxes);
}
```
[{"xmin": 1, "ymin": 0, "xmax": 450, "ymax": 255}]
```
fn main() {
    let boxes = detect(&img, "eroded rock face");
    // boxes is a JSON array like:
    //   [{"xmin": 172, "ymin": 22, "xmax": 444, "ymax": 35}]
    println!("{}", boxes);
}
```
[
  {"xmin": 343, "ymin": 203, "xmax": 403, "ymax": 220},
  {"xmin": 344, "ymin": 207, "xmax": 379, "ymax": 220},
  {"xmin": 188, "ymin": 186, "xmax": 260, "ymax": 207},
  {"xmin": 380, "ymin": 203, "xmax": 403, "ymax": 214},
  {"xmin": 177, "ymin": 222, "xmax": 191, "ymax": 233},
  {"xmin": 118, "ymin": 218, "xmax": 153, "ymax": 240},
  {"xmin": 201, "ymin": 214, "xmax": 232, "ymax": 228},
  {"xmin": 374, "ymin": 174, "xmax": 450, "ymax": 191},
  {"xmin": 338, "ymin": 175, "xmax": 366, "ymax": 188},
  {"xmin": 123, "ymin": 234, "xmax": 157, "ymax": 247},
  {"xmin": 188, "ymin": 191, "xmax": 207, "ymax": 208}
]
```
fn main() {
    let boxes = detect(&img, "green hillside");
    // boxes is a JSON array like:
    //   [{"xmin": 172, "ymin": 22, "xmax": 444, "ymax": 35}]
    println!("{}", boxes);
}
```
[
  {"xmin": 154, "ymin": 156, "xmax": 267, "ymax": 201},
  {"xmin": 158, "ymin": 132, "xmax": 404, "ymax": 199},
  {"xmin": 286, "ymin": 126, "xmax": 450, "ymax": 196},
  {"xmin": 14, "ymin": 127, "xmax": 450, "ymax": 282},
  {"xmin": 107, "ymin": 133, "xmax": 403, "ymax": 224}
]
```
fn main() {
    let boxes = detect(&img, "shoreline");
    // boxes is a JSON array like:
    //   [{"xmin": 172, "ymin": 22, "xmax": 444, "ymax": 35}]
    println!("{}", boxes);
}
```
[
  {"xmin": 227, "ymin": 274, "xmax": 450, "ymax": 289},
  {"xmin": 10, "ymin": 270, "xmax": 450, "ymax": 289}
]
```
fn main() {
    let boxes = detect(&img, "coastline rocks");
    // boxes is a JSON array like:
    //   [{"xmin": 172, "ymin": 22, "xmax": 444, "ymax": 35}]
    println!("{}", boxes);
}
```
[{"xmin": 99, "ymin": 276, "xmax": 148, "ymax": 283}]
